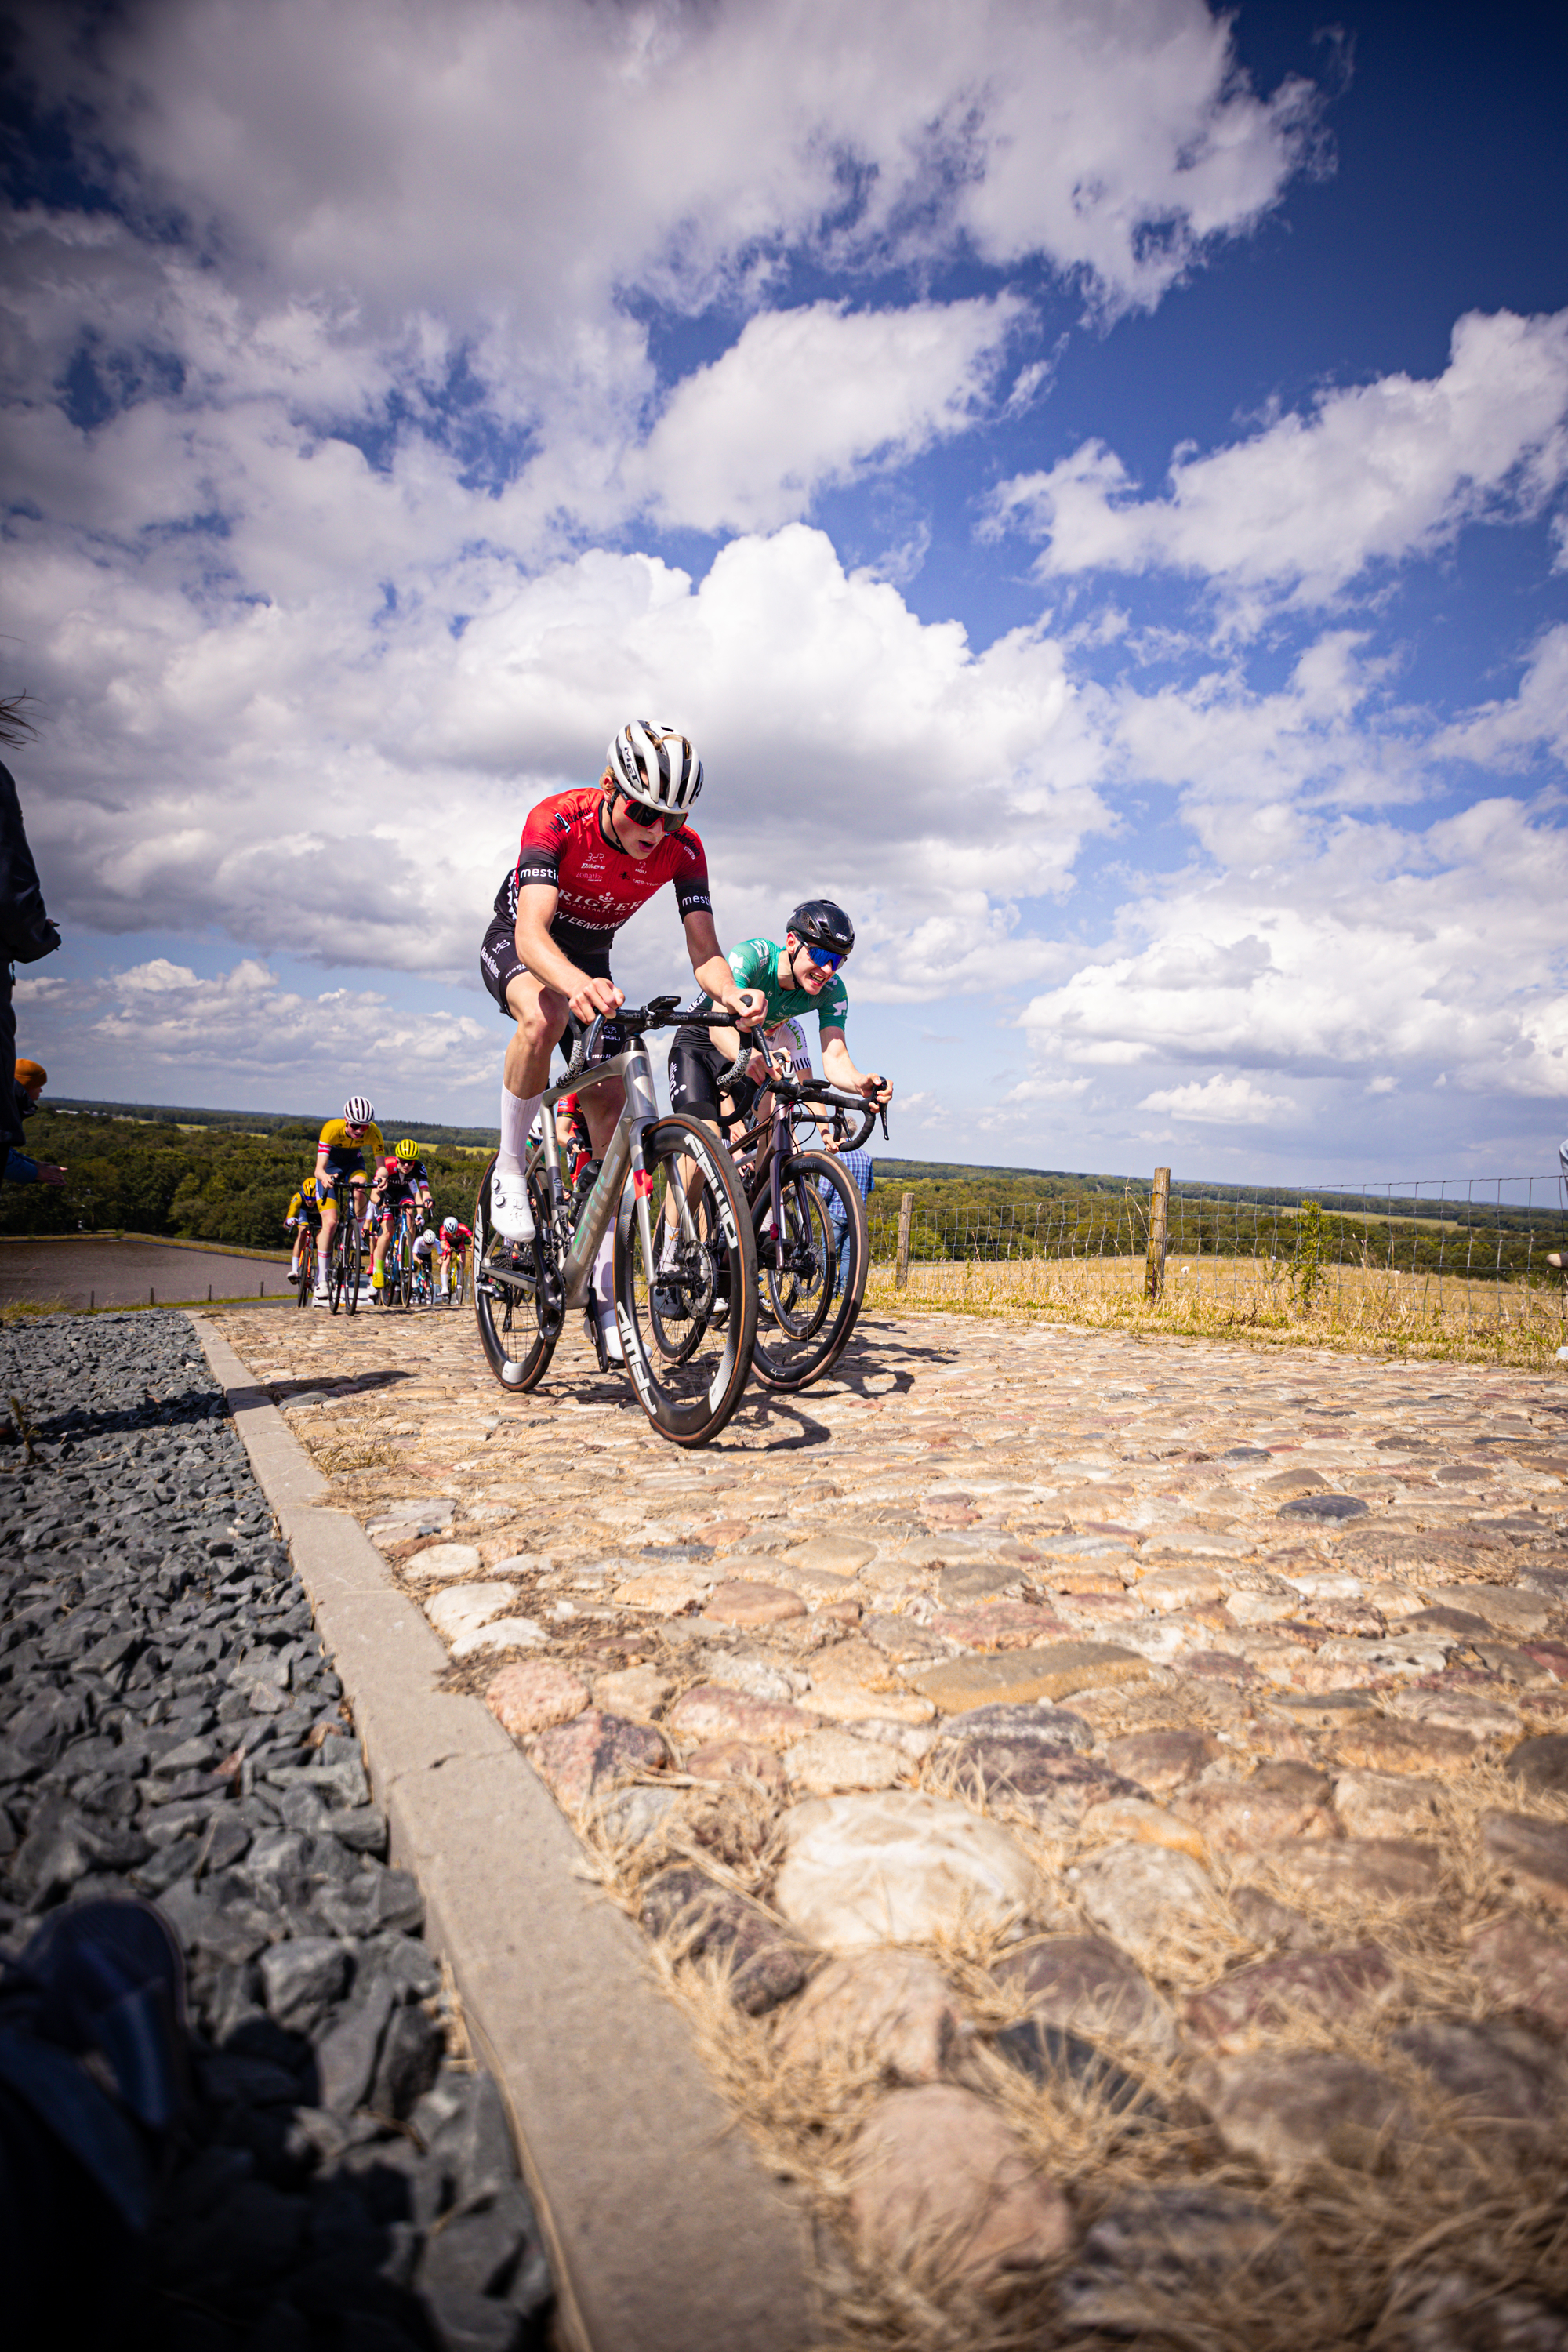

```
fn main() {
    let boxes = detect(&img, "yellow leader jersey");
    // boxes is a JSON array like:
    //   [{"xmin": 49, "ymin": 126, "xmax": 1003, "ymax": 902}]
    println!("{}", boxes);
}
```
[{"xmin": 317, "ymin": 1118, "xmax": 386, "ymax": 1168}]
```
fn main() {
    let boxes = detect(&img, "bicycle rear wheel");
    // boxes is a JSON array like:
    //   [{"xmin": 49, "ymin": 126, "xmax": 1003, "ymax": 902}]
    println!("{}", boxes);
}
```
[
  {"xmin": 617, "ymin": 1116, "xmax": 757, "ymax": 1445},
  {"xmin": 473, "ymin": 1149, "xmax": 561, "ymax": 1393},
  {"xmin": 750, "ymin": 1152, "xmax": 866, "ymax": 1390},
  {"xmin": 341, "ymin": 1214, "xmax": 361, "ymax": 1317}
]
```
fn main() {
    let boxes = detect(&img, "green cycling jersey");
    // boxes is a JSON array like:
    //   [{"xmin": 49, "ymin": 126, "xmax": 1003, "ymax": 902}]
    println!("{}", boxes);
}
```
[{"xmin": 695, "ymin": 936, "xmax": 848, "ymax": 1039}]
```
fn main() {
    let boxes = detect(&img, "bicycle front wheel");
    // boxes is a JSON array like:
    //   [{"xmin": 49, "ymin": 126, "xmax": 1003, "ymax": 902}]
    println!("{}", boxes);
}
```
[
  {"xmin": 341, "ymin": 1217, "xmax": 361, "ymax": 1317},
  {"xmin": 395, "ymin": 1223, "xmax": 413, "ymax": 1310},
  {"xmin": 750, "ymin": 1152, "xmax": 866, "ymax": 1391},
  {"xmin": 296, "ymin": 1244, "xmax": 314, "ymax": 1312},
  {"xmin": 451, "ymin": 1251, "xmax": 467, "ymax": 1310},
  {"xmin": 617, "ymin": 1116, "xmax": 757, "ymax": 1446},
  {"xmin": 473, "ymin": 1150, "xmax": 560, "ymax": 1394}
]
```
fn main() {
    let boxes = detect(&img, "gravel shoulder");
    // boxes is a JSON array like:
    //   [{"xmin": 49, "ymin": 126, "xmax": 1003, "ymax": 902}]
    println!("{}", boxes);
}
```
[{"xmin": 0, "ymin": 1310, "xmax": 552, "ymax": 2352}]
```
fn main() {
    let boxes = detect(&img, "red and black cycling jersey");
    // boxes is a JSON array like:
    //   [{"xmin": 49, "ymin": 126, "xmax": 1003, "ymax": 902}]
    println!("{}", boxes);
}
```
[
  {"xmin": 372, "ymin": 1156, "xmax": 431, "ymax": 1206},
  {"xmin": 492, "ymin": 787, "xmax": 711, "ymax": 965}
]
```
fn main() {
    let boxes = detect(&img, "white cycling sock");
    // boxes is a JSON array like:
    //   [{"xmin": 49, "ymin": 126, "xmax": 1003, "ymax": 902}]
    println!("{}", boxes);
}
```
[
  {"xmin": 498, "ymin": 1084, "xmax": 540, "ymax": 1178},
  {"xmin": 592, "ymin": 1223, "xmax": 616, "ymax": 1314},
  {"xmin": 588, "ymin": 1225, "xmax": 621, "ymax": 1360}
]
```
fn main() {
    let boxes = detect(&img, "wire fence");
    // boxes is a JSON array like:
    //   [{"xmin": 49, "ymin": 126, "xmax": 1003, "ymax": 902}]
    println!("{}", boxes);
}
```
[{"xmin": 863, "ymin": 1176, "xmax": 1568, "ymax": 1367}]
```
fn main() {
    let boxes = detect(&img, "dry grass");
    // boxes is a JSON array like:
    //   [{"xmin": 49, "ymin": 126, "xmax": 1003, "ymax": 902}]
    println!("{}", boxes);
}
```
[
  {"xmin": 310, "ymin": 1432, "xmax": 408, "ymax": 1477},
  {"xmin": 0, "ymin": 1295, "xmax": 73, "ymax": 1322},
  {"xmin": 865, "ymin": 1253, "xmax": 1568, "ymax": 1371}
]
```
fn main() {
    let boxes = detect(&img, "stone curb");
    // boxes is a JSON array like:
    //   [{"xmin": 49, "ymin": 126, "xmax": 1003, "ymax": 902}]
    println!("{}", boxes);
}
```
[{"xmin": 190, "ymin": 1315, "xmax": 814, "ymax": 2352}]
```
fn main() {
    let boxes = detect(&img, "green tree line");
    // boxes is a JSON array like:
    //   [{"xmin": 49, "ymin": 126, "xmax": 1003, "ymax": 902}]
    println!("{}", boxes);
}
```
[{"xmin": 2, "ymin": 1110, "xmax": 490, "ymax": 1252}]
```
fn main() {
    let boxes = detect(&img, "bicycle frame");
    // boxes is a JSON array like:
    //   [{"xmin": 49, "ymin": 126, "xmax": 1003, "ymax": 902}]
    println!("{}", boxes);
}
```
[
  {"xmin": 735, "ymin": 1067, "xmax": 873, "ymax": 1235},
  {"xmin": 533, "ymin": 1040, "xmax": 663, "ymax": 1310}
]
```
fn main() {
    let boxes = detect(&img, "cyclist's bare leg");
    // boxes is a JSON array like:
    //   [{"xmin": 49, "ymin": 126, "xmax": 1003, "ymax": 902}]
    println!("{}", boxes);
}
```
[
  {"xmin": 314, "ymin": 1191, "xmax": 339, "ymax": 1292},
  {"xmin": 494, "ymin": 971, "xmax": 570, "ymax": 1238}
]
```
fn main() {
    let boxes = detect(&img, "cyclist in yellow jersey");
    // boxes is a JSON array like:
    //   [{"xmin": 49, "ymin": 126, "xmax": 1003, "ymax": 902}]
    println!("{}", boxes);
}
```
[
  {"xmin": 284, "ymin": 1174, "xmax": 323, "ymax": 1286},
  {"xmin": 311, "ymin": 1094, "xmax": 385, "ymax": 1304}
]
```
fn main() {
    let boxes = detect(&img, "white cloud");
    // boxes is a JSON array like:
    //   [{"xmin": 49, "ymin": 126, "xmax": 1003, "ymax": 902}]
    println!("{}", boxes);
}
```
[
  {"xmin": 5, "ymin": 523, "xmax": 1110, "ymax": 994},
  {"xmin": 1020, "ymin": 793, "xmax": 1568, "ymax": 1102},
  {"xmin": 1433, "ymin": 622, "xmax": 1568, "ymax": 768},
  {"xmin": 987, "ymin": 309, "xmax": 1568, "ymax": 612},
  {"xmin": 636, "ymin": 298, "xmax": 1025, "ymax": 535},
  {"xmin": 1004, "ymin": 1075, "xmax": 1092, "ymax": 1103},
  {"xmin": 17, "ymin": 959, "xmax": 495, "ymax": 1100},
  {"xmin": 1138, "ymin": 1073, "xmax": 1294, "ymax": 1123},
  {"xmin": 13, "ymin": 0, "xmax": 1319, "ymax": 336},
  {"xmin": 0, "ymin": 0, "xmax": 1325, "ymax": 585}
]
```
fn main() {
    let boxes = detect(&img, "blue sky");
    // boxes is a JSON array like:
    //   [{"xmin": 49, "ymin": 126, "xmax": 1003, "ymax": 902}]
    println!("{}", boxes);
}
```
[{"xmin": 2, "ymin": 0, "xmax": 1566, "ymax": 1180}]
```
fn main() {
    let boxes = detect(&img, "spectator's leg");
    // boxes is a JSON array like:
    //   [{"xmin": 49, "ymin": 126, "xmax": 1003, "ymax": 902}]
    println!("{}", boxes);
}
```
[{"xmin": 0, "ymin": 972, "xmax": 24, "ymax": 1152}]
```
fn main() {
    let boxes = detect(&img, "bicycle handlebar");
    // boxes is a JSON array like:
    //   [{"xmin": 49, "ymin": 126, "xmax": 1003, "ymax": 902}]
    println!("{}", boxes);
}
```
[{"xmin": 561, "ymin": 998, "xmax": 751, "ymax": 1087}]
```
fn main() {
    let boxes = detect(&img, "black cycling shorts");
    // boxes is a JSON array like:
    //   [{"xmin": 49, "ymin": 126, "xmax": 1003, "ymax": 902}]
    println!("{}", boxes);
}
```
[
  {"xmin": 315, "ymin": 1160, "xmax": 364, "ymax": 1201},
  {"xmin": 667, "ymin": 1025, "xmax": 756, "ymax": 1126},
  {"xmin": 479, "ymin": 910, "xmax": 612, "ymax": 1021}
]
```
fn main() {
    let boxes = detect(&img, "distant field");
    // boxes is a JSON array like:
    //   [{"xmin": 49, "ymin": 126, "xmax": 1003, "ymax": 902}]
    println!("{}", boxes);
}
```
[{"xmin": 865, "ymin": 1250, "xmax": 1568, "ymax": 1370}]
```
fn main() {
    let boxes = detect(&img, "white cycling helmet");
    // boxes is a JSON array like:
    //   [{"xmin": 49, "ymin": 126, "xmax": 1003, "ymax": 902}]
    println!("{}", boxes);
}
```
[
  {"xmin": 606, "ymin": 720, "xmax": 702, "ymax": 821},
  {"xmin": 343, "ymin": 1094, "xmax": 375, "ymax": 1125},
  {"xmin": 442, "ymin": 1215, "xmax": 459, "ymax": 1236}
]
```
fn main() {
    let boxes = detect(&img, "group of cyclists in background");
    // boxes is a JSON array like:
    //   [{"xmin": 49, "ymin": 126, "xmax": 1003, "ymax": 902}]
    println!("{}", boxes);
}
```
[
  {"xmin": 302, "ymin": 718, "xmax": 895, "ymax": 1443},
  {"xmin": 285, "ymin": 1120, "xmax": 472, "ymax": 1310}
]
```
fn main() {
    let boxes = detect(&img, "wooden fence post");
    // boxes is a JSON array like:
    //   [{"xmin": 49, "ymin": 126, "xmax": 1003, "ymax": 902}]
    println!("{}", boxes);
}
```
[
  {"xmin": 895, "ymin": 1192, "xmax": 913, "ymax": 1290},
  {"xmin": 1145, "ymin": 1167, "xmax": 1171, "ymax": 1301}
]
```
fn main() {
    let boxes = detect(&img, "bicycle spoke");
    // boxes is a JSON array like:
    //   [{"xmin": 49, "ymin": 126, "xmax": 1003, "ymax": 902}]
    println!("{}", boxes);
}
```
[
  {"xmin": 617, "ymin": 1117, "xmax": 757, "ymax": 1444},
  {"xmin": 750, "ymin": 1152, "xmax": 866, "ymax": 1389},
  {"xmin": 472, "ymin": 1149, "xmax": 561, "ymax": 1392}
]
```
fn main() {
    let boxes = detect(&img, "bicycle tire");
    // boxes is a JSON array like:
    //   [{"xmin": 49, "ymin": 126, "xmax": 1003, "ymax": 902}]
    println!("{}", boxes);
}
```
[
  {"xmin": 452, "ymin": 1253, "xmax": 466, "ymax": 1310},
  {"xmin": 616, "ymin": 1115, "xmax": 757, "ymax": 1446},
  {"xmin": 395, "ymin": 1221, "xmax": 413, "ymax": 1311},
  {"xmin": 472, "ymin": 1149, "xmax": 560, "ymax": 1393},
  {"xmin": 750, "ymin": 1152, "xmax": 866, "ymax": 1391},
  {"xmin": 296, "ymin": 1247, "xmax": 314, "ymax": 1311},
  {"xmin": 342, "ymin": 1214, "xmax": 361, "ymax": 1317}
]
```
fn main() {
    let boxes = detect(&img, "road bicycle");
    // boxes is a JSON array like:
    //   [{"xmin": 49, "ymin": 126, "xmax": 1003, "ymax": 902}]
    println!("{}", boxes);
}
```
[
  {"xmin": 325, "ymin": 1185, "xmax": 363, "ymax": 1316},
  {"xmin": 409, "ymin": 1240, "xmax": 437, "ymax": 1308},
  {"xmin": 441, "ymin": 1246, "xmax": 468, "ymax": 1310},
  {"xmin": 292, "ymin": 1219, "xmax": 320, "ymax": 1312},
  {"xmin": 473, "ymin": 998, "xmax": 757, "ymax": 1446},
  {"xmin": 722, "ymin": 1065, "xmax": 885, "ymax": 1390}
]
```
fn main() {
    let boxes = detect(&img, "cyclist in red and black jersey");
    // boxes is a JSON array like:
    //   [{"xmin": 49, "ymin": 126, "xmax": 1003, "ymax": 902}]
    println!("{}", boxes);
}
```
[{"xmin": 478, "ymin": 722, "xmax": 763, "ymax": 1334}]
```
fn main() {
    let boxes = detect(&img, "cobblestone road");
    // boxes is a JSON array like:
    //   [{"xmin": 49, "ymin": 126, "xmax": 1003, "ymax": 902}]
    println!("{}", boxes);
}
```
[{"xmin": 213, "ymin": 1299, "xmax": 1568, "ymax": 2349}]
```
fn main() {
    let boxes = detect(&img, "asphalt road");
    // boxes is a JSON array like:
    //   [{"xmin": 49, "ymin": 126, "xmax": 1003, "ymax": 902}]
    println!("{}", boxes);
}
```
[{"xmin": 0, "ymin": 1238, "xmax": 296, "ymax": 1310}]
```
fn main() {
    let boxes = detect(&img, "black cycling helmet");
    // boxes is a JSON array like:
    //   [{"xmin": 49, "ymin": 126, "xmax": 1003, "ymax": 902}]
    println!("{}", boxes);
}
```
[{"xmin": 786, "ymin": 898, "xmax": 855, "ymax": 954}]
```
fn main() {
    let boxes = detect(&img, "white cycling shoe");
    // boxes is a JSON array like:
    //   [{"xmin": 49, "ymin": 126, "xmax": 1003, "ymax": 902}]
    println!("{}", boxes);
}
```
[{"xmin": 489, "ymin": 1168, "xmax": 535, "ymax": 1244}]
